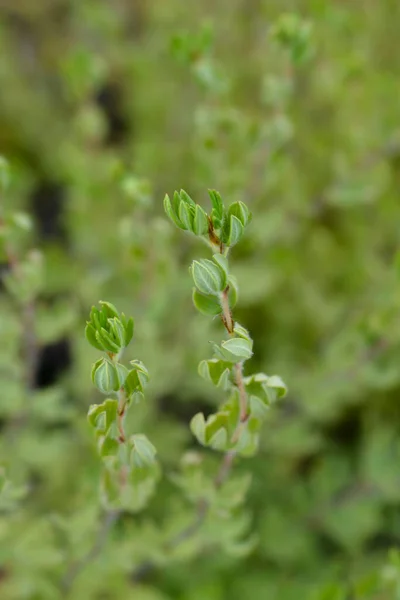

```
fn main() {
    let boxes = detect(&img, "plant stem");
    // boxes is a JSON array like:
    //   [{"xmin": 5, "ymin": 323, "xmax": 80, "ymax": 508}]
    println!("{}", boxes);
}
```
[
  {"xmin": 220, "ymin": 287, "xmax": 234, "ymax": 333},
  {"xmin": 132, "ymin": 273, "xmax": 249, "ymax": 582},
  {"xmin": 220, "ymin": 287, "xmax": 249, "ymax": 427},
  {"xmin": 61, "ymin": 510, "xmax": 119, "ymax": 596},
  {"xmin": 117, "ymin": 389, "xmax": 128, "ymax": 443}
]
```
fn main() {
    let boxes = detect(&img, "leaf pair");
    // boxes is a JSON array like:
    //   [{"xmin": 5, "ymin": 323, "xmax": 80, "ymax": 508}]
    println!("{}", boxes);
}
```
[{"xmin": 91, "ymin": 357, "xmax": 149, "ymax": 399}]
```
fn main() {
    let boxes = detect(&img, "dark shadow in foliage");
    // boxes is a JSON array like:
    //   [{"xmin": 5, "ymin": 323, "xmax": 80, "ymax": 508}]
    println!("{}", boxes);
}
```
[
  {"xmin": 96, "ymin": 82, "xmax": 130, "ymax": 146},
  {"xmin": 157, "ymin": 393, "xmax": 213, "ymax": 425},
  {"xmin": 321, "ymin": 405, "xmax": 362, "ymax": 452},
  {"xmin": 30, "ymin": 180, "xmax": 68, "ymax": 244},
  {"xmin": 34, "ymin": 338, "xmax": 72, "ymax": 389}
]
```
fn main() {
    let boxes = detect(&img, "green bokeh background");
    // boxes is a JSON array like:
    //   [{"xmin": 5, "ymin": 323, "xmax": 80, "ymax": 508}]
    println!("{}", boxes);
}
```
[{"xmin": 1, "ymin": 1, "xmax": 400, "ymax": 598}]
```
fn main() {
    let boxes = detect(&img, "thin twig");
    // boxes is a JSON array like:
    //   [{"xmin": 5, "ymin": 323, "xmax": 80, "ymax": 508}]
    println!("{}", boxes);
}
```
[
  {"xmin": 132, "ymin": 258, "xmax": 248, "ymax": 582},
  {"xmin": 61, "ymin": 510, "xmax": 119, "ymax": 595}
]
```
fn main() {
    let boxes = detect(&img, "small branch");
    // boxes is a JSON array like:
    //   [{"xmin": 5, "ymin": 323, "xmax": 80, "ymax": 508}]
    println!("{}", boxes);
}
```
[
  {"xmin": 61, "ymin": 510, "xmax": 119, "ymax": 595},
  {"xmin": 220, "ymin": 286, "xmax": 249, "ymax": 425},
  {"xmin": 117, "ymin": 389, "xmax": 128, "ymax": 443},
  {"xmin": 131, "ymin": 455, "xmax": 237, "ymax": 583},
  {"xmin": 132, "ymin": 268, "xmax": 249, "ymax": 582},
  {"xmin": 220, "ymin": 288, "xmax": 234, "ymax": 333},
  {"xmin": 214, "ymin": 450, "xmax": 236, "ymax": 488}
]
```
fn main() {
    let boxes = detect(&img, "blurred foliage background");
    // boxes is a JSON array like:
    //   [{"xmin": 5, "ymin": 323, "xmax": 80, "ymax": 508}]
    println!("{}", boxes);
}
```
[{"xmin": 1, "ymin": 0, "xmax": 400, "ymax": 598}]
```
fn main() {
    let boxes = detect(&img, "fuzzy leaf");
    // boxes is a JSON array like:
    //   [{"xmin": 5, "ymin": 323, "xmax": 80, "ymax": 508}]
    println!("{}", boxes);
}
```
[
  {"xmin": 212, "ymin": 253, "xmax": 229, "ymax": 279},
  {"xmin": 221, "ymin": 337, "xmax": 253, "ymax": 361},
  {"xmin": 179, "ymin": 200, "xmax": 194, "ymax": 231},
  {"xmin": 193, "ymin": 204, "xmax": 208, "ymax": 235},
  {"xmin": 227, "ymin": 215, "xmax": 244, "ymax": 246},
  {"xmin": 198, "ymin": 358, "xmax": 232, "ymax": 390},
  {"xmin": 130, "ymin": 434, "xmax": 157, "ymax": 468},
  {"xmin": 228, "ymin": 201, "xmax": 251, "ymax": 226},
  {"xmin": 92, "ymin": 358, "xmax": 122, "ymax": 394},
  {"xmin": 208, "ymin": 189, "xmax": 224, "ymax": 220},
  {"xmin": 164, "ymin": 193, "xmax": 184, "ymax": 228},
  {"xmin": 87, "ymin": 398, "xmax": 118, "ymax": 433},
  {"xmin": 179, "ymin": 189, "xmax": 196, "ymax": 206},
  {"xmin": 191, "ymin": 259, "xmax": 227, "ymax": 295},
  {"xmin": 192, "ymin": 288, "xmax": 222, "ymax": 316},
  {"xmin": 85, "ymin": 322, "xmax": 104, "ymax": 351}
]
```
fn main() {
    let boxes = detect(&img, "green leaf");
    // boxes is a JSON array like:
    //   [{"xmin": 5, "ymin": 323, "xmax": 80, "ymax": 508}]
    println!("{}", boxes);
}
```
[
  {"xmin": 228, "ymin": 201, "xmax": 251, "ymax": 227},
  {"xmin": 99, "ymin": 428, "xmax": 119, "ymax": 457},
  {"xmin": 179, "ymin": 189, "xmax": 196, "ymax": 206},
  {"xmin": 190, "ymin": 413, "xmax": 206, "ymax": 444},
  {"xmin": 87, "ymin": 398, "xmax": 118, "ymax": 432},
  {"xmin": 208, "ymin": 427, "xmax": 228, "ymax": 451},
  {"xmin": 191, "ymin": 259, "xmax": 227, "ymax": 295},
  {"xmin": 124, "ymin": 316, "xmax": 134, "ymax": 346},
  {"xmin": 212, "ymin": 253, "xmax": 229, "ymax": 278},
  {"xmin": 124, "ymin": 366, "xmax": 148, "ymax": 399},
  {"xmin": 178, "ymin": 200, "xmax": 194, "ymax": 231},
  {"xmin": 163, "ymin": 193, "xmax": 183, "ymax": 228},
  {"xmin": 96, "ymin": 328, "xmax": 120, "ymax": 353},
  {"xmin": 192, "ymin": 288, "xmax": 222, "ymax": 316},
  {"xmin": 172, "ymin": 190, "xmax": 181, "ymax": 214},
  {"xmin": 249, "ymin": 395, "xmax": 270, "ymax": 420},
  {"xmin": 85, "ymin": 322, "xmax": 104, "ymax": 351},
  {"xmin": 130, "ymin": 434, "xmax": 157, "ymax": 468},
  {"xmin": 193, "ymin": 204, "xmax": 208, "ymax": 235},
  {"xmin": 92, "ymin": 358, "xmax": 122, "ymax": 394},
  {"xmin": 99, "ymin": 301, "xmax": 120, "ymax": 320},
  {"xmin": 266, "ymin": 375, "xmax": 288, "ymax": 398},
  {"xmin": 198, "ymin": 358, "xmax": 232, "ymax": 390},
  {"xmin": 208, "ymin": 189, "xmax": 224, "ymax": 220},
  {"xmin": 227, "ymin": 215, "xmax": 244, "ymax": 246},
  {"xmin": 204, "ymin": 412, "xmax": 230, "ymax": 445},
  {"xmin": 233, "ymin": 323, "xmax": 251, "ymax": 341},
  {"xmin": 243, "ymin": 372, "xmax": 287, "ymax": 408},
  {"xmin": 221, "ymin": 337, "xmax": 253, "ymax": 360},
  {"xmin": 108, "ymin": 317, "xmax": 126, "ymax": 347}
]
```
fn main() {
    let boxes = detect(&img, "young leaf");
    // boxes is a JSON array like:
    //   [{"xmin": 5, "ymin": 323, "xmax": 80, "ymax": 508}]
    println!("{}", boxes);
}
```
[
  {"xmin": 193, "ymin": 204, "xmax": 208, "ymax": 236},
  {"xmin": 265, "ymin": 375, "xmax": 288, "ymax": 398},
  {"xmin": 190, "ymin": 413, "xmax": 206, "ymax": 444},
  {"xmin": 192, "ymin": 289, "xmax": 222, "ymax": 316},
  {"xmin": 130, "ymin": 434, "xmax": 157, "ymax": 468},
  {"xmin": 228, "ymin": 201, "xmax": 251, "ymax": 226},
  {"xmin": 124, "ymin": 316, "xmax": 134, "ymax": 346},
  {"xmin": 198, "ymin": 358, "xmax": 232, "ymax": 389},
  {"xmin": 85, "ymin": 322, "xmax": 104, "ymax": 351},
  {"xmin": 164, "ymin": 193, "xmax": 184, "ymax": 228},
  {"xmin": 212, "ymin": 253, "xmax": 229, "ymax": 279},
  {"xmin": 179, "ymin": 189, "xmax": 196, "ymax": 206},
  {"xmin": 96, "ymin": 328, "xmax": 120, "ymax": 353},
  {"xmin": 221, "ymin": 337, "xmax": 253, "ymax": 360},
  {"xmin": 99, "ymin": 301, "xmax": 120, "ymax": 320},
  {"xmin": 227, "ymin": 215, "xmax": 244, "ymax": 247},
  {"xmin": 191, "ymin": 259, "xmax": 226, "ymax": 295},
  {"xmin": 233, "ymin": 323, "xmax": 251, "ymax": 341},
  {"xmin": 87, "ymin": 398, "xmax": 118, "ymax": 433},
  {"xmin": 208, "ymin": 427, "xmax": 228, "ymax": 451},
  {"xmin": 208, "ymin": 189, "xmax": 224, "ymax": 220},
  {"xmin": 179, "ymin": 200, "xmax": 194, "ymax": 231},
  {"xmin": 92, "ymin": 358, "xmax": 121, "ymax": 394}
]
